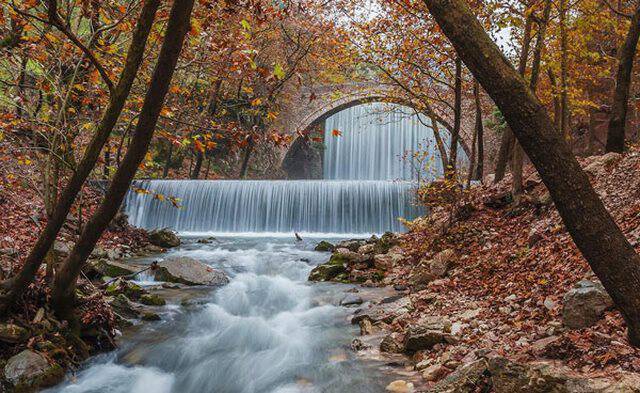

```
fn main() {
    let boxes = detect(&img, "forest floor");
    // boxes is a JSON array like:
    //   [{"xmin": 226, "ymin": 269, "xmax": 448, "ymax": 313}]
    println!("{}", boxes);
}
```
[{"xmin": 311, "ymin": 147, "xmax": 640, "ymax": 391}]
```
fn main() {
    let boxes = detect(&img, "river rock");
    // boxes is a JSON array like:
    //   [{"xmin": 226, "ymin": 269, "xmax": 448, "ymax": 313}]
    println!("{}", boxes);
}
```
[
  {"xmin": 140, "ymin": 294, "xmax": 166, "ymax": 306},
  {"xmin": 422, "ymin": 364, "xmax": 449, "ymax": 382},
  {"xmin": 423, "ymin": 249, "xmax": 455, "ymax": 278},
  {"xmin": 562, "ymin": 280, "xmax": 613, "ymax": 329},
  {"xmin": 0, "ymin": 323, "xmax": 29, "ymax": 344},
  {"xmin": 380, "ymin": 334, "xmax": 404, "ymax": 353},
  {"xmin": 4, "ymin": 350, "xmax": 63, "ymax": 389},
  {"xmin": 314, "ymin": 240, "xmax": 335, "ymax": 252},
  {"xmin": 335, "ymin": 239, "xmax": 365, "ymax": 252},
  {"xmin": 308, "ymin": 257, "xmax": 347, "ymax": 282},
  {"xmin": 385, "ymin": 380, "xmax": 414, "ymax": 392},
  {"xmin": 429, "ymin": 359, "xmax": 489, "ymax": 392},
  {"xmin": 148, "ymin": 228, "xmax": 181, "ymax": 248},
  {"xmin": 340, "ymin": 294, "xmax": 363, "ymax": 306},
  {"xmin": 374, "ymin": 232, "xmax": 400, "ymax": 254},
  {"xmin": 155, "ymin": 257, "xmax": 229, "ymax": 286}
]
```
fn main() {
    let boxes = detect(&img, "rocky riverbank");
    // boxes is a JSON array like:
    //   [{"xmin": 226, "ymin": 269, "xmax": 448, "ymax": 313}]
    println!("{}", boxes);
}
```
[
  {"xmin": 0, "ymin": 223, "xmax": 229, "ymax": 392},
  {"xmin": 310, "ymin": 151, "xmax": 640, "ymax": 392}
]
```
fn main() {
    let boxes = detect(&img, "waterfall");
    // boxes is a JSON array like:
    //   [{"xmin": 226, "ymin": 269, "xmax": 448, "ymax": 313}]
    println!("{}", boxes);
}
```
[
  {"xmin": 323, "ymin": 103, "xmax": 447, "ymax": 181},
  {"xmin": 125, "ymin": 180, "xmax": 422, "ymax": 235}
]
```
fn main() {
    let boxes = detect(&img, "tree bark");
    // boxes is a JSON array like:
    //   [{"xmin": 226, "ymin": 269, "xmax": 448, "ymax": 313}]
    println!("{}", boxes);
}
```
[
  {"xmin": 422, "ymin": 0, "xmax": 640, "ymax": 346},
  {"xmin": 606, "ymin": 5, "xmax": 640, "ymax": 153},
  {"xmin": 473, "ymin": 80, "xmax": 484, "ymax": 180},
  {"xmin": 50, "ymin": 0, "xmax": 195, "ymax": 323},
  {"xmin": 239, "ymin": 136, "xmax": 255, "ymax": 179},
  {"xmin": 448, "ymin": 57, "xmax": 462, "ymax": 174}
]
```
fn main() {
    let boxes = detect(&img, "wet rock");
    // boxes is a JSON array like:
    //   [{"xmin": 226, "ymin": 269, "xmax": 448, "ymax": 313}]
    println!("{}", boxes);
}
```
[
  {"xmin": 359, "ymin": 318, "xmax": 374, "ymax": 335},
  {"xmin": 314, "ymin": 240, "xmax": 335, "ymax": 252},
  {"xmin": 0, "ymin": 323, "xmax": 29, "ymax": 344},
  {"xmin": 141, "ymin": 312, "xmax": 162, "ymax": 321},
  {"xmin": 155, "ymin": 257, "xmax": 229, "ymax": 286},
  {"xmin": 110, "ymin": 294, "xmax": 141, "ymax": 319},
  {"xmin": 374, "ymin": 232, "xmax": 400, "ymax": 254},
  {"xmin": 340, "ymin": 294, "xmax": 363, "ymax": 306},
  {"xmin": 333, "ymin": 248, "xmax": 367, "ymax": 265},
  {"xmin": 140, "ymin": 294, "xmax": 166, "ymax": 306},
  {"xmin": 4, "ymin": 350, "xmax": 63, "ymax": 389},
  {"xmin": 351, "ymin": 338, "xmax": 371, "ymax": 351},
  {"xmin": 562, "ymin": 280, "xmax": 613, "ymax": 329},
  {"xmin": 105, "ymin": 278, "xmax": 145, "ymax": 300},
  {"xmin": 385, "ymin": 380, "xmax": 414, "ymax": 392},
  {"xmin": 308, "ymin": 258, "xmax": 347, "ymax": 282},
  {"xmin": 373, "ymin": 253, "xmax": 403, "ymax": 271},
  {"xmin": 197, "ymin": 237, "xmax": 217, "ymax": 244},
  {"xmin": 148, "ymin": 228, "xmax": 180, "ymax": 248},
  {"xmin": 380, "ymin": 334, "xmax": 404, "ymax": 353}
]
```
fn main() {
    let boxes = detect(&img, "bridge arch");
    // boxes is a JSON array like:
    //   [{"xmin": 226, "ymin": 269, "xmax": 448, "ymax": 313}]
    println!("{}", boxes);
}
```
[{"xmin": 278, "ymin": 84, "xmax": 471, "ymax": 179}]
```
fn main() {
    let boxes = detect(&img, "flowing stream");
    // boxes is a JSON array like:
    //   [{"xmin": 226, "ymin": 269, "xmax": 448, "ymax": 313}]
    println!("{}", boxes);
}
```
[{"xmin": 48, "ymin": 236, "xmax": 395, "ymax": 393}]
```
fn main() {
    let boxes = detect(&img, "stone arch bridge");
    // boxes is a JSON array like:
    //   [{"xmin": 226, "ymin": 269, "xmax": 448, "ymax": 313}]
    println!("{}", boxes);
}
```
[{"xmin": 272, "ymin": 82, "xmax": 473, "ymax": 179}]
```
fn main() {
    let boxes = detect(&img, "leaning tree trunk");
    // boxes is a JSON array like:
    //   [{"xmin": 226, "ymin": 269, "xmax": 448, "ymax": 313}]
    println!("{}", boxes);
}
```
[
  {"xmin": 606, "ymin": 5, "xmax": 640, "ymax": 153},
  {"xmin": 0, "ymin": 0, "xmax": 161, "ymax": 313},
  {"xmin": 50, "ymin": 0, "xmax": 195, "ymax": 323},
  {"xmin": 422, "ymin": 0, "xmax": 640, "ymax": 346}
]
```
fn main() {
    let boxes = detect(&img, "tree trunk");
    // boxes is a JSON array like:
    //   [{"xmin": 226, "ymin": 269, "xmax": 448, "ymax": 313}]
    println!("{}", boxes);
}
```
[
  {"xmin": 473, "ymin": 80, "xmax": 484, "ymax": 180},
  {"xmin": 448, "ymin": 57, "xmax": 462, "ymax": 174},
  {"xmin": 548, "ymin": 69, "xmax": 562, "ymax": 130},
  {"xmin": 191, "ymin": 152, "xmax": 204, "ymax": 179},
  {"xmin": 606, "ymin": 5, "xmax": 640, "ymax": 153},
  {"xmin": 0, "ymin": 0, "xmax": 161, "ymax": 312},
  {"xmin": 163, "ymin": 142, "xmax": 174, "ymax": 178},
  {"xmin": 422, "ymin": 0, "xmax": 640, "ymax": 346},
  {"xmin": 466, "ymin": 114, "xmax": 477, "ymax": 187},
  {"xmin": 50, "ymin": 0, "xmax": 195, "ymax": 323},
  {"xmin": 239, "ymin": 136, "xmax": 254, "ymax": 179}
]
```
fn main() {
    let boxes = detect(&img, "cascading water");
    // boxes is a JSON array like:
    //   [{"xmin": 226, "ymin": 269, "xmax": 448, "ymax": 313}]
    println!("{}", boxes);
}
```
[
  {"xmin": 125, "ymin": 180, "xmax": 421, "ymax": 234},
  {"xmin": 323, "ymin": 103, "xmax": 447, "ymax": 181}
]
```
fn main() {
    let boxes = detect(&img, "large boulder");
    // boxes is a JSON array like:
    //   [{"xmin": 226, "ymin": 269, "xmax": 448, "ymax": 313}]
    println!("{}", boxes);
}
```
[
  {"xmin": 335, "ymin": 239, "xmax": 366, "ymax": 252},
  {"xmin": 380, "ymin": 334, "xmax": 404, "ymax": 353},
  {"xmin": 148, "ymin": 228, "xmax": 181, "ymax": 248},
  {"xmin": 314, "ymin": 241, "xmax": 335, "ymax": 252},
  {"xmin": 429, "ymin": 360, "xmax": 490, "ymax": 392},
  {"xmin": 154, "ymin": 257, "xmax": 228, "ymax": 286},
  {"xmin": 582, "ymin": 152, "xmax": 622, "ymax": 176},
  {"xmin": 562, "ymin": 280, "xmax": 613, "ymax": 329},
  {"xmin": 4, "ymin": 350, "xmax": 63, "ymax": 390},
  {"xmin": 487, "ymin": 356, "xmax": 640, "ymax": 393},
  {"xmin": 0, "ymin": 323, "xmax": 29, "ymax": 344},
  {"xmin": 425, "ymin": 249, "xmax": 455, "ymax": 278},
  {"xmin": 91, "ymin": 259, "xmax": 141, "ymax": 278}
]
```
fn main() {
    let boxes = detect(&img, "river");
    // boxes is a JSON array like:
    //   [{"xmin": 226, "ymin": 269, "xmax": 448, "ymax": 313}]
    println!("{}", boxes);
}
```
[{"xmin": 47, "ymin": 235, "xmax": 396, "ymax": 393}]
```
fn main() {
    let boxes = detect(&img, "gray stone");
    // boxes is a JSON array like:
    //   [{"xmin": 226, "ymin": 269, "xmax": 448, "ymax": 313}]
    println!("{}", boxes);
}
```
[
  {"xmin": 404, "ymin": 317, "xmax": 451, "ymax": 352},
  {"xmin": 340, "ymin": 294, "xmax": 363, "ymax": 306},
  {"xmin": 314, "ymin": 240, "xmax": 335, "ymax": 252},
  {"xmin": 380, "ymin": 334, "xmax": 403, "ymax": 353},
  {"xmin": 4, "ymin": 350, "xmax": 63, "ymax": 388},
  {"xmin": 335, "ymin": 239, "xmax": 365, "ymax": 252},
  {"xmin": 562, "ymin": 280, "xmax": 613, "ymax": 329},
  {"xmin": 155, "ymin": 257, "xmax": 229, "ymax": 286},
  {"xmin": 148, "ymin": 228, "xmax": 181, "ymax": 248}
]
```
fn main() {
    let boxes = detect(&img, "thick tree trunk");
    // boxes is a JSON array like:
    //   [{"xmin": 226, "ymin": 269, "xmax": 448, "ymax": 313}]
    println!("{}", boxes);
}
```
[
  {"xmin": 0, "ymin": 0, "xmax": 161, "ymax": 312},
  {"xmin": 422, "ymin": 0, "xmax": 640, "ymax": 346},
  {"xmin": 548, "ymin": 69, "xmax": 562, "ymax": 130},
  {"xmin": 50, "ymin": 0, "xmax": 195, "ymax": 323},
  {"xmin": 473, "ymin": 80, "xmax": 484, "ymax": 180},
  {"xmin": 448, "ymin": 57, "xmax": 462, "ymax": 174},
  {"xmin": 606, "ymin": 6, "xmax": 640, "ymax": 153},
  {"xmin": 191, "ymin": 152, "xmax": 204, "ymax": 179}
]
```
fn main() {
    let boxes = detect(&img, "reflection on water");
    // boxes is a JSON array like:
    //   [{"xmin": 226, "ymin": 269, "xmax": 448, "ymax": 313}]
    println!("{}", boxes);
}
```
[{"xmin": 47, "ymin": 236, "xmax": 390, "ymax": 393}]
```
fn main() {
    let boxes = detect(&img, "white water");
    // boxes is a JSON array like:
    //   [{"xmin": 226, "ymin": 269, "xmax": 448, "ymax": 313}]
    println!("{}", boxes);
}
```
[
  {"xmin": 323, "ymin": 103, "xmax": 447, "ymax": 181},
  {"xmin": 48, "ymin": 237, "xmax": 391, "ymax": 393},
  {"xmin": 125, "ymin": 180, "xmax": 423, "ymax": 234}
]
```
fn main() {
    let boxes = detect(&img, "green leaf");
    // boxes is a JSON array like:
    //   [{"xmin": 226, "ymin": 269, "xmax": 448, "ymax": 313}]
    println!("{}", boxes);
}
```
[
  {"xmin": 274, "ymin": 63, "xmax": 285, "ymax": 80},
  {"xmin": 240, "ymin": 19, "xmax": 251, "ymax": 31}
]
